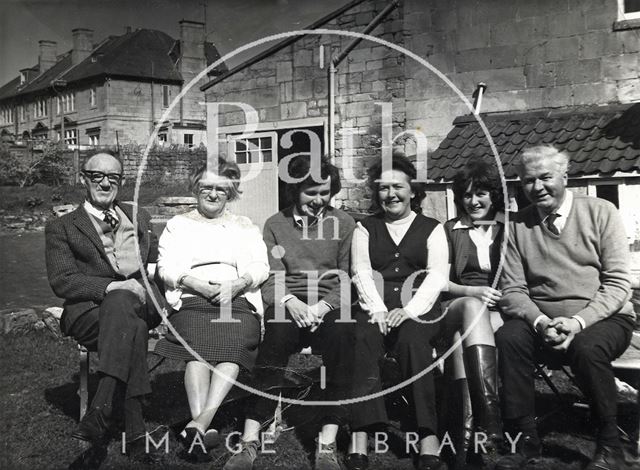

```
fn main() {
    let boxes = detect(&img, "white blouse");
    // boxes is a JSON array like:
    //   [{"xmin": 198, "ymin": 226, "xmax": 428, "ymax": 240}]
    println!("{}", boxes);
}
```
[
  {"xmin": 157, "ymin": 209, "xmax": 269, "ymax": 313},
  {"xmin": 351, "ymin": 211, "xmax": 449, "ymax": 318}
]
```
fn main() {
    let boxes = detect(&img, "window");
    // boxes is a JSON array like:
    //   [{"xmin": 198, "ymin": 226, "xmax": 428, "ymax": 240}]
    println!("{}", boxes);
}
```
[
  {"xmin": 90, "ymin": 87, "xmax": 97, "ymax": 108},
  {"xmin": 183, "ymin": 133, "xmax": 194, "ymax": 148},
  {"xmin": 157, "ymin": 132, "xmax": 167, "ymax": 145},
  {"xmin": 19, "ymin": 105, "xmax": 25, "ymax": 122},
  {"xmin": 88, "ymin": 134, "xmax": 100, "ymax": 146},
  {"xmin": 64, "ymin": 129, "xmax": 77, "ymax": 146},
  {"xmin": 229, "ymin": 132, "xmax": 277, "ymax": 164},
  {"xmin": 62, "ymin": 92, "xmax": 75, "ymax": 113},
  {"xmin": 33, "ymin": 98, "xmax": 47, "ymax": 118},
  {"xmin": 162, "ymin": 85, "xmax": 170, "ymax": 108},
  {"xmin": 1, "ymin": 106, "xmax": 14, "ymax": 124},
  {"xmin": 618, "ymin": 0, "xmax": 640, "ymax": 20},
  {"xmin": 596, "ymin": 184, "xmax": 620, "ymax": 208},
  {"xmin": 56, "ymin": 96, "xmax": 61, "ymax": 115}
]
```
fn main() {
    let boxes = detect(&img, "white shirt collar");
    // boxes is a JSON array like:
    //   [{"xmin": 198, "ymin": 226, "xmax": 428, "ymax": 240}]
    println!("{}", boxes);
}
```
[
  {"xmin": 83, "ymin": 200, "xmax": 116, "ymax": 219},
  {"xmin": 538, "ymin": 190, "xmax": 573, "ymax": 223},
  {"xmin": 452, "ymin": 211, "xmax": 505, "ymax": 230},
  {"xmin": 292, "ymin": 205, "xmax": 326, "ymax": 227}
]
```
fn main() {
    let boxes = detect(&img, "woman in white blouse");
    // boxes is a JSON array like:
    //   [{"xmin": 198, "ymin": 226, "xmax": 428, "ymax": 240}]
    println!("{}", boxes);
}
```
[
  {"xmin": 154, "ymin": 160, "xmax": 269, "ymax": 461},
  {"xmin": 441, "ymin": 159, "xmax": 505, "ymax": 463},
  {"xmin": 347, "ymin": 154, "xmax": 449, "ymax": 470}
]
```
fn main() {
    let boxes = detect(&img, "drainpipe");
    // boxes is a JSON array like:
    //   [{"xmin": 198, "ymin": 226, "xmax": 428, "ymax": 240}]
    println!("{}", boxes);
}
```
[{"xmin": 327, "ymin": 0, "xmax": 399, "ymax": 159}]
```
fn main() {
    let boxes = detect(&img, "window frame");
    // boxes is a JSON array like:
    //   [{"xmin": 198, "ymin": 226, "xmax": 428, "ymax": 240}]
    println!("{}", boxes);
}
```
[
  {"xmin": 618, "ymin": 0, "xmax": 640, "ymax": 20},
  {"xmin": 183, "ymin": 133, "xmax": 194, "ymax": 148},
  {"xmin": 227, "ymin": 131, "xmax": 278, "ymax": 165},
  {"xmin": 162, "ymin": 85, "xmax": 170, "ymax": 108},
  {"xmin": 64, "ymin": 128, "xmax": 78, "ymax": 146},
  {"xmin": 90, "ymin": 87, "xmax": 97, "ymax": 108}
]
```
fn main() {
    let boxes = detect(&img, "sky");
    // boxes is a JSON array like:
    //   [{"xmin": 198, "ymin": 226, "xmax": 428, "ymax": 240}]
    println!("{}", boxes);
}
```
[{"xmin": 0, "ymin": 0, "xmax": 348, "ymax": 86}]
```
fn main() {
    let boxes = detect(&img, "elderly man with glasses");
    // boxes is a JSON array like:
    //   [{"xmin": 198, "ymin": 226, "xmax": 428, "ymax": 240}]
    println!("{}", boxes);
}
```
[{"xmin": 45, "ymin": 153, "xmax": 165, "ymax": 459}]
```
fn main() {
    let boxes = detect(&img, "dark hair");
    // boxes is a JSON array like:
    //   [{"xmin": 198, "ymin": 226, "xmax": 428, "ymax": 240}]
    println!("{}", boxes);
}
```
[
  {"xmin": 452, "ymin": 159, "xmax": 504, "ymax": 214},
  {"xmin": 284, "ymin": 155, "xmax": 342, "ymax": 206},
  {"xmin": 189, "ymin": 158, "xmax": 242, "ymax": 201},
  {"xmin": 367, "ymin": 153, "xmax": 426, "ymax": 214}
]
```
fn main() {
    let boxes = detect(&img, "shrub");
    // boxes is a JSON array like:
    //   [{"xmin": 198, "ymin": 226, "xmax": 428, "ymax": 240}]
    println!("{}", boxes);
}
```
[{"xmin": 0, "ymin": 143, "xmax": 73, "ymax": 186}]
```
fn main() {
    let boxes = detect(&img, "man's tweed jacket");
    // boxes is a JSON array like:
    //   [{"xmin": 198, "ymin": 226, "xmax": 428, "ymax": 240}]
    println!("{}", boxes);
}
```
[{"xmin": 45, "ymin": 201, "xmax": 160, "ymax": 335}]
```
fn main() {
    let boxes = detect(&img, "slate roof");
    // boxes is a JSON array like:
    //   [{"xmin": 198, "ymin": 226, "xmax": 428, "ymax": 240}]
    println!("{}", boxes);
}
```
[
  {"xmin": 429, "ymin": 103, "xmax": 640, "ymax": 182},
  {"xmin": 0, "ymin": 28, "xmax": 227, "ymax": 100}
]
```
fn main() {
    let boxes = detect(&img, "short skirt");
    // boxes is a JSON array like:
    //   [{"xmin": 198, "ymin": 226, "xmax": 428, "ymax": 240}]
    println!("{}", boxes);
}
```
[{"xmin": 154, "ymin": 296, "xmax": 261, "ymax": 370}]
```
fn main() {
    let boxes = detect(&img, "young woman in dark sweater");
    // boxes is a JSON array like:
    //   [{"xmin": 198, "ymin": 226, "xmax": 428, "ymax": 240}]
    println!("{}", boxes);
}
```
[
  {"xmin": 348, "ymin": 154, "xmax": 449, "ymax": 470},
  {"xmin": 223, "ymin": 155, "xmax": 356, "ymax": 470}
]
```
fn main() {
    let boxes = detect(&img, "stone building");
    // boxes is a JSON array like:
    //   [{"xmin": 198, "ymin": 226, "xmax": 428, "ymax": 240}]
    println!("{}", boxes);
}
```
[
  {"xmin": 0, "ymin": 21, "xmax": 226, "ymax": 149},
  {"xmin": 201, "ymin": 0, "xmax": 640, "ymax": 269}
]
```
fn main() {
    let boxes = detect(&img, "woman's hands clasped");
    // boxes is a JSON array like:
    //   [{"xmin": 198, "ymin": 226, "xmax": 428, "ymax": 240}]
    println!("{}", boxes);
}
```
[
  {"xmin": 466, "ymin": 286, "xmax": 502, "ymax": 307},
  {"xmin": 184, "ymin": 277, "xmax": 247, "ymax": 305}
]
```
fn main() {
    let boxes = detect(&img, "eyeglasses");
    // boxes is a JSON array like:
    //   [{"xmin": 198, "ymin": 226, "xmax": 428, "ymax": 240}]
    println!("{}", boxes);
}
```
[
  {"xmin": 197, "ymin": 185, "xmax": 229, "ymax": 197},
  {"xmin": 82, "ymin": 170, "xmax": 123, "ymax": 185}
]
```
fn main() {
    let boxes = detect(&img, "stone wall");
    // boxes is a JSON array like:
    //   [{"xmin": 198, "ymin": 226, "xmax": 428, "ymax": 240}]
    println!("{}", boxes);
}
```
[
  {"xmin": 204, "ymin": 0, "xmax": 639, "ymax": 220},
  {"xmin": 403, "ymin": 0, "xmax": 640, "ymax": 147},
  {"xmin": 206, "ymin": 0, "xmax": 405, "ymax": 212},
  {"xmin": 71, "ymin": 144, "xmax": 206, "ymax": 183}
]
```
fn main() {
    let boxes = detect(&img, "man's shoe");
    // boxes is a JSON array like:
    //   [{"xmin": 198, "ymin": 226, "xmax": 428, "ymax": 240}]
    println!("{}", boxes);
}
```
[
  {"xmin": 585, "ymin": 445, "xmax": 627, "ymax": 470},
  {"xmin": 415, "ymin": 454, "xmax": 448, "ymax": 470},
  {"xmin": 345, "ymin": 452, "xmax": 369, "ymax": 470},
  {"xmin": 495, "ymin": 434, "xmax": 541, "ymax": 470},
  {"xmin": 315, "ymin": 441, "xmax": 341, "ymax": 470},
  {"xmin": 71, "ymin": 408, "xmax": 111, "ymax": 443},
  {"xmin": 223, "ymin": 439, "xmax": 259, "ymax": 470},
  {"xmin": 68, "ymin": 443, "xmax": 109, "ymax": 470},
  {"xmin": 125, "ymin": 425, "xmax": 169, "ymax": 463}
]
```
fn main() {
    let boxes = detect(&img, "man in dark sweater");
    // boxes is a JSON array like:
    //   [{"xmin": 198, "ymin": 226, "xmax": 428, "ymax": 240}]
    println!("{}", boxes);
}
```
[
  {"xmin": 495, "ymin": 145, "xmax": 635, "ymax": 470},
  {"xmin": 224, "ymin": 156, "xmax": 356, "ymax": 470}
]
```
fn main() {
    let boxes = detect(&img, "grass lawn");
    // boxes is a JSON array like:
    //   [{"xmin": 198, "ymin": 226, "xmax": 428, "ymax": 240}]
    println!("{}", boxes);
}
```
[{"xmin": 1, "ymin": 330, "xmax": 639, "ymax": 469}]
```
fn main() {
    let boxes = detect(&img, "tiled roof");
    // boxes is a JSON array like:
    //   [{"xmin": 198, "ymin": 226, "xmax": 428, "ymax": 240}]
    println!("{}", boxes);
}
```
[
  {"xmin": 429, "ymin": 103, "xmax": 640, "ymax": 181},
  {"xmin": 0, "ymin": 29, "xmax": 227, "ymax": 100}
]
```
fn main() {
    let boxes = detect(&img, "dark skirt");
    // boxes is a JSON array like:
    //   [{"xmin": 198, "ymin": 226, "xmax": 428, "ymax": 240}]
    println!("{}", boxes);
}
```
[{"xmin": 154, "ymin": 296, "xmax": 261, "ymax": 370}]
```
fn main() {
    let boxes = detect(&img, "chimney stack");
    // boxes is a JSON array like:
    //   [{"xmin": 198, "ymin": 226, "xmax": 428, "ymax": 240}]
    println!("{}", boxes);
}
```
[
  {"xmin": 72, "ymin": 28, "xmax": 94, "ymax": 65},
  {"xmin": 38, "ymin": 40, "xmax": 57, "ymax": 73}
]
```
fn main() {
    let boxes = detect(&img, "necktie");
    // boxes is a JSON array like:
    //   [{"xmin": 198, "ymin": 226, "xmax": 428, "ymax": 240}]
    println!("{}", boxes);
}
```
[
  {"xmin": 103, "ymin": 210, "xmax": 119, "ymax": 231},
  {"xmin": 545, "ymin": 213, "xmax": 560, "ymax": 235}
]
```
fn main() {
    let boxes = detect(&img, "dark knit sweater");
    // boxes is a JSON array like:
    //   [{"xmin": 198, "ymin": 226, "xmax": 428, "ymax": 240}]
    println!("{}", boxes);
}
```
[{"xmin": 261, "ymin": 206, "xmax": 356, "ymax": 308}]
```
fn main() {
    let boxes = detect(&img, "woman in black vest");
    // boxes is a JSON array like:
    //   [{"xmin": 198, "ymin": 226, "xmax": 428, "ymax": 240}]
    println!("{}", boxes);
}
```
[
  {"xmin": 347, "ymin": 154, "xmax": 449, "ymax": 470},
  {"xmin": 442, "ymin": 159, "xmax": 505, "ymax": 461}
]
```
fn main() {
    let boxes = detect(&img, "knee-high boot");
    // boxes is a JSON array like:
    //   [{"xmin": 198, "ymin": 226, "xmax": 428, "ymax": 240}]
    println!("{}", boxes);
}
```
[{"xmin": 463, "ymin": 345, "xmax": 501, "ymax": 446}]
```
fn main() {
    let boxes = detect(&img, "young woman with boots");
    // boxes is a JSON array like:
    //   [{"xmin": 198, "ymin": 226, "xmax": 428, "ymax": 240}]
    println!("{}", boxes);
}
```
[{"xmin": 441, "ymin": 159, "xmax": 506, "ymax": 466}]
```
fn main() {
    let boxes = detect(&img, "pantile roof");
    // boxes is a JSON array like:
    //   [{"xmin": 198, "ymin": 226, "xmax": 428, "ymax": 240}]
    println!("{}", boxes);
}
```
[{"xmin": 429, "ymin": 103, "xmax": 640, "ymax": 182}]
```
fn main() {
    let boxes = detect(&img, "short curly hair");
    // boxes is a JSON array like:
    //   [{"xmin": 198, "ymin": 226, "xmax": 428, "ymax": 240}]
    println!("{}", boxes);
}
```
[
  {"xmin": 452, "ymin": 159, "xmax": 504, "ymax": 214},
  {"xmin": 367, "ymin": 153, "xmax": 426, "ymax": 214},
  {"xmin": 189, "ymin": 158, "xmax": 242, "ymax": 201}
]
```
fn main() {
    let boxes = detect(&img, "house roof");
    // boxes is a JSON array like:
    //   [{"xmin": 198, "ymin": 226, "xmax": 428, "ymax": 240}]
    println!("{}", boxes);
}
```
[
  {"xmin": 0, "ymin": 28, "xmax": 227, "ymax": 100},
  {"xmin": 200, "ymin": 0, "xmax": 368, "ymax": 92},
  {"xmin": 429, "ymin": 103, "xmax": 640, "ymax": 182}
]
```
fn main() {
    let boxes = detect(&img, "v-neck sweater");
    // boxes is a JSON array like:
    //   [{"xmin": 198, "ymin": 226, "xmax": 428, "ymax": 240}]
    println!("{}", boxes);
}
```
[{"xmin": 499, "ymin": 195, "xmax": 635, "ymax": 327}]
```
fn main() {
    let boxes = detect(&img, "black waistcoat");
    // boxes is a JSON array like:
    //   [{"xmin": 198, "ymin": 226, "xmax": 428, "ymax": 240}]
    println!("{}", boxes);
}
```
[{"xmin": 361, "ymin": 213, "xmax": 440, "ymax": 312}]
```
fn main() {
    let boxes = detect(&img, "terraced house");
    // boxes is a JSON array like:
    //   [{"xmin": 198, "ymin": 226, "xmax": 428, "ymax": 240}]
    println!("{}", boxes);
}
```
[{"xmin": 0, "ymin": 20, "xmax": 226, "ymax": 149}]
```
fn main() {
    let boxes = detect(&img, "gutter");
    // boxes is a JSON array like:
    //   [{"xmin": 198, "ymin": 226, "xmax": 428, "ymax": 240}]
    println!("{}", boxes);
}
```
[{"xmin": 200, "ymin": 0, "xmax": 369, "ymax": 92}]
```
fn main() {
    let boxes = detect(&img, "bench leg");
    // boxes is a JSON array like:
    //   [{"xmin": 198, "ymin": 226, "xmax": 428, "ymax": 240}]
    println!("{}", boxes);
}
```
[{"xmin": 78, "ymin": 347, "xmax": 89, "ymax": 420}]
